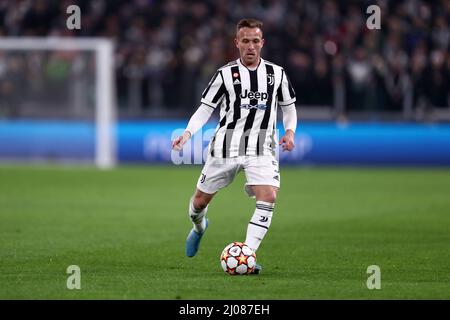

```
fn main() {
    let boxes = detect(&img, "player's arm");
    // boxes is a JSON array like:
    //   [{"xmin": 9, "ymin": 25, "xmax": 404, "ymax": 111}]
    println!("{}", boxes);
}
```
[
  {"xmin": 277, "ymin": 69, "xmax": 297, "ymax": 152},
  {"xmin": 279, "ymin": 103, "xmax": 297, "ymax": 151},
  {"xmin": 172, "ymin": 104, "xmax": 214, "ymax": 151},
  {"xmin": 172, "ymin": 70, "xmax": 225, "ymax": 151}
]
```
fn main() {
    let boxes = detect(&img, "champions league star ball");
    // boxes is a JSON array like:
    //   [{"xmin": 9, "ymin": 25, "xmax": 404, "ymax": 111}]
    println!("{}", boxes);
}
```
[{"xmin": 220, "ymin": 242, "xmax": 256, "ymax": 275}]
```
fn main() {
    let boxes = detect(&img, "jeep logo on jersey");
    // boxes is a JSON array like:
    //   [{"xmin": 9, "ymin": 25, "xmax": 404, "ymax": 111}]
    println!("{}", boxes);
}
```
[{"xmin": 240, "ymin": 89, "xmax": 268, "ymax": 101}]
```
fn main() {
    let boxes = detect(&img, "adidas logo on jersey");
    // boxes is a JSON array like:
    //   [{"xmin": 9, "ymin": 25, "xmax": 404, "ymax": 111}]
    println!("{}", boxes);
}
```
[{"xmin": 233, "ymin": 78, "xmax": 241, "ymax": 85}]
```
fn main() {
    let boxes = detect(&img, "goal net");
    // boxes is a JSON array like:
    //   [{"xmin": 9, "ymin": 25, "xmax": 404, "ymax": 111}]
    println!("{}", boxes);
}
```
[{"xmin": 0, "ymin": 37, "xmax": 116, "ymax": 169}]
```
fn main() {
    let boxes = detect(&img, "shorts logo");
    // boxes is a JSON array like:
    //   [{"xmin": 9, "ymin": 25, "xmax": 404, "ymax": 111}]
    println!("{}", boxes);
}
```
[
  {"xmin": 200, "ymin": 173, "xmax": 206, "ymax": 183},
  {"xmin": 273, "ymin": 175, "xmax": 279, "ymax": 181}
]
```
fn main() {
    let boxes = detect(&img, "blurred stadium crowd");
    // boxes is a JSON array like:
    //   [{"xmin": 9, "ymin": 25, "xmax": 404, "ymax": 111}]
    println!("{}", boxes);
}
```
[{"xmin": 0, "ymin": 0, "xmax": 449, "ymax": 120}]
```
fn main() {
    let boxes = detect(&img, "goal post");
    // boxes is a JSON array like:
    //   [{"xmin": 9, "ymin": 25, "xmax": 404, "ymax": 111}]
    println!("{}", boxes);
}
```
[{"xmin": 0, "ymin": 37, "xmax": 116, "ymax": 169}]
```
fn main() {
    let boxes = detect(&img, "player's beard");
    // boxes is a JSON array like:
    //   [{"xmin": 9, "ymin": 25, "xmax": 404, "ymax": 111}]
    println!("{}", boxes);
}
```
[{"xmin": 243, "ymin": 52, "xmax": 258, "ymax": 66}]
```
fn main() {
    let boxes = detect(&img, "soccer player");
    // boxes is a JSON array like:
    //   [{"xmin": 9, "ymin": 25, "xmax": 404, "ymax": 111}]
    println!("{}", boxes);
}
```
[{"xmin": 172, "ymin": 18, "xmax": 297, "ymax": 274}]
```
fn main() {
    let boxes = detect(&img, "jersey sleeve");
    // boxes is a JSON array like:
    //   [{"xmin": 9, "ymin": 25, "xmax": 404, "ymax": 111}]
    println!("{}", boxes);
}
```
[
  {"xmin": 277, "ymin": 69, "xmax": 296, "ymax": 106},
  {"xmin": 200, "ymin": 70, "xmax": 226, "ymax": 109},
  {"xmin": 281, "ymin": 104, "xmax": 297, "ymax": 133},
  {"xmin": 185, "ymin": 103, "xmax": 215, "ymax": 136}
]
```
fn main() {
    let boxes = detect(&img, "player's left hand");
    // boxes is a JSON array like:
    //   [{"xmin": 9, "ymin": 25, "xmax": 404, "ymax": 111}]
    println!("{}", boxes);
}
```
[
  {"xmin": 172, "ymin": 131, "xmax": 191, "ymax": 151},
  {"xmin": 279, "ymin": 130, "xmax": 295, "ymax": 152}
]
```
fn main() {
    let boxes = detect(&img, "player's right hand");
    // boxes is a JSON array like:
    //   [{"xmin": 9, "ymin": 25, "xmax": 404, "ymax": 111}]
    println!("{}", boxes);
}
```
[{"xmin": 172, "ymin": 131, "xmax": 191, "ymax": 151}]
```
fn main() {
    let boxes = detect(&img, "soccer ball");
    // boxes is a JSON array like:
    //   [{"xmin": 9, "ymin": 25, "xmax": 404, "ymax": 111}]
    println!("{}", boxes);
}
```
[{"xmin": 220, "ymin": 242, "xmax": 256, "ymax": 275}]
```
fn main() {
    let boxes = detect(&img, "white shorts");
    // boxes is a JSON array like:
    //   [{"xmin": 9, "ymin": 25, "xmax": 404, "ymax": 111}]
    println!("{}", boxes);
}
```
[{"xmin": 196, "ymin": 155, "xmax": 280, "ymax": 197}]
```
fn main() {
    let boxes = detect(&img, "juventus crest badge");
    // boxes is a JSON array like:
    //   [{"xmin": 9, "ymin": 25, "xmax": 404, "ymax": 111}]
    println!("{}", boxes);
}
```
[{"xmin": 267, "ymin": 74, "xmax": 274, "ymax": 86}]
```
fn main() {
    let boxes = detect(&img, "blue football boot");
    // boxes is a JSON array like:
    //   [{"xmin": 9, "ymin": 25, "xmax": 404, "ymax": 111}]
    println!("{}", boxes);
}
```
[{"xmin": 185, "ymin": 218, "xmax": 208, "ymax": 257}]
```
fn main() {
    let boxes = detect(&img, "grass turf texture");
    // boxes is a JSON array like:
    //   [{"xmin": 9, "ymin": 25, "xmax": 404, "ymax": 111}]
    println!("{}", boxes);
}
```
[{"xmin": 0, "ymin": 165, "xmax": 449, "ymax": 299}]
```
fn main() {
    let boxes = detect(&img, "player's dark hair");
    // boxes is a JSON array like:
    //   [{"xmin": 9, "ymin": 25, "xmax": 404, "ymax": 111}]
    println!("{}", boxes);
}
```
[{"xmin": 236, "ymin": 18, "xmax": 263, "ymax": 35}]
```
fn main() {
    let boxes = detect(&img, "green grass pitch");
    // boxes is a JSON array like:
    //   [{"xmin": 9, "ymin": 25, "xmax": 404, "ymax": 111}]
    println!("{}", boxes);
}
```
[{"xmin": 0, "ymin": 165, "xmax": 449, "ymax": 299}]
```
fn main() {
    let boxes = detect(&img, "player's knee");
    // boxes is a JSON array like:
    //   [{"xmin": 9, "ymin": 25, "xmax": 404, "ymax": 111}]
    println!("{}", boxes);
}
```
[
  {"xmin": 257, "ymin": 190, "xmax": 277, "ymax": 203},
  {"xmin": 266, "ymin": 191, "xmax": 277, "ymax": 203}
]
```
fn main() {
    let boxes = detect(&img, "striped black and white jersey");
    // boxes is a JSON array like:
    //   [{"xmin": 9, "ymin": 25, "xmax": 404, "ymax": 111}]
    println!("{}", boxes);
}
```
[{"xmin": 201, "ymin": 58, "xmax": 296, "ymax": 158}]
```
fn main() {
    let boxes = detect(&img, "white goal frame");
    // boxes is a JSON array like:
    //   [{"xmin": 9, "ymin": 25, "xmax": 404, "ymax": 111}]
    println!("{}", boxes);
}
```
[{"xmin": 0, "ymin": 37, "xmax": 116, "ymax": 169}]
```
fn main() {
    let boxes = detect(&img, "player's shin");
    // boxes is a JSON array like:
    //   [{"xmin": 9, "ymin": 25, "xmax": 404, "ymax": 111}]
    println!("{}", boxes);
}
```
[
  {"xmin": 245, "ymin": 201, "xmax": 274, "ymax": 252},
  {"xmin": 189, "ymin": 198, "xmax": 208, "ymax": 233}
]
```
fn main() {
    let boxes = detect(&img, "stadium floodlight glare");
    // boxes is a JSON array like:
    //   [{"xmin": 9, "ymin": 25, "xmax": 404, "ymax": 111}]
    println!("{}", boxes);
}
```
[{"xmin": 0, "ymin": 37, "xmax": 116, "ymax": 169}]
